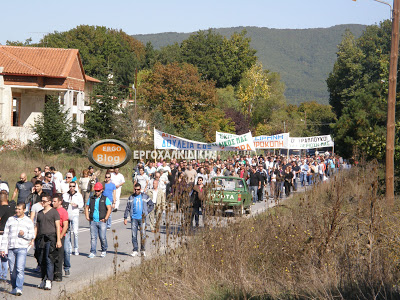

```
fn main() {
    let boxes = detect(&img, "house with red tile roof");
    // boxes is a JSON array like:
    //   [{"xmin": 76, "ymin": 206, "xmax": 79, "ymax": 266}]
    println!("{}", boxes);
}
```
[{"xmin": 0, "ymin": 45, "xmax": 100, "ymax": 143}]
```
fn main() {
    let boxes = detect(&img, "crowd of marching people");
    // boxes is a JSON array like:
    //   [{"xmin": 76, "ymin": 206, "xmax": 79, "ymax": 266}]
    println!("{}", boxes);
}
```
[{"xmin": 0, "ymin": 151, "xmax": 350, "ymax": 296}]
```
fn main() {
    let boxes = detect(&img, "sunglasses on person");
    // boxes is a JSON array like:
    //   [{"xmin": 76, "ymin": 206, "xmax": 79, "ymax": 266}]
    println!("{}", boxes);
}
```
[
  {"xmin": 66, "ymin": 176, "xmax": 72, "ymax": 178},
  {"xmin": 134, "ymin": 188, "xmax": 141, "ymax": 191},
  {"xmin": 105, "ymin": 176, "xmax": 111, "ymax": 178},
  {"xmin": 69, "ymin": 185, "xmax": 76, "ymax": 188}
]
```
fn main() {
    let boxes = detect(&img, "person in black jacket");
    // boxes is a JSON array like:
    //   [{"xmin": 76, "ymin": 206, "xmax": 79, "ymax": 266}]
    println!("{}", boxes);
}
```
[
  {"xmin": 84, "ymin": 183, "xmax": 112, "ymax": 259},
  {"xmin": 257, "ymin": 164, "xmax": 268, "ymax": 202},
  {"xmin": 190, "ymin": 177, "xmax": 205, "ymax": 228},
  {"xmin": 284, "ymin": 166, "xmax": 294, "ymax": 197}
]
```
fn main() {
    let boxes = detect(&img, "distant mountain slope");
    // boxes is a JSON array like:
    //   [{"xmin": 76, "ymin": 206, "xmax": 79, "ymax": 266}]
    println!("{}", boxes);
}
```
[{"xmin": 133, "ymin": 24, "xmax": 366, "ymax": 104}]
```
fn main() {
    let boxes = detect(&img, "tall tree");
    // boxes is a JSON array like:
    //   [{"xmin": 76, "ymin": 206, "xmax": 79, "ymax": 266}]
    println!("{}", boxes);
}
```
[
  {"xmin": 82, "ymin": 76, "xmax": 123, "ymax": 143},
  {"xmin": 39, "ymin": 25, "xmax": 145, "ymax": 89},
  {"xmin": 327, "ymin": 20, "xmax": 399, "ymax": 158},
  {"xmin": 32, "ymin": 95, "xmax": 73, "ymax": 152},
  {"xmin": 181, "ymin": 29, "xmax": 257, "ymax": 88},
  {"xmin": 139, "ymin": 62, "xmax": 234, "ymax": 142}
]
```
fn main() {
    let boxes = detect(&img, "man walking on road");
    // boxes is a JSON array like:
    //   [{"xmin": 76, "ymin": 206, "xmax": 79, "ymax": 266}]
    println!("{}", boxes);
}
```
[
  {"xmin": 85, "ymin": 182, "xmax": 112, "ymax": 258},
  {"xmin": 103, "ymin": 173, "xmax": 116, "ymax": 230},
  {"xmin": 51, "ymin": 195, "xmax": 69, "ymax": 282},
  {"xmin": 124, "ymin": 183, "xmax": 154, "ymax": 257},
  {"xmin": 0, "ymin": 192, "xmax": 16, "ymax": 280},
  {"xmin": 111, "ymin": 167, "xmax": 125, "ymax": 212},
  {"xmin": 147, "ymin": 180, "xmax": 165, "ymax": 233},
  {"xmin": 0, "ymin": 202, "xmax": 34, "ymax": 296},
  {"xmin": 35, "ymin": 194, "xmax": 62, "ymax": 291},
  {"xmin": 249, "ymin": 166, "xmax": 261, "ymax": 204},
  {"xmin": 63, "ymin": 183, "xmax": 83, "ymax": 256},
  {"xmin": 11, "ymin": 173, "xmax": 33, "ymax": 209}
]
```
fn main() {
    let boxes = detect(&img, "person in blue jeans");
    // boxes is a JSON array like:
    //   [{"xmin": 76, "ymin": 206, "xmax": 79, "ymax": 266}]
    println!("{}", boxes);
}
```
[
  {"xmin": 124, "ymin": 183, "xmax": 154, "ymax": 257},
  {"xmin": 84, "ymin": 182, "xmax": 112, "ymax": 258},
  {"xmin": 102, "ymin": 173, "xmax": 116, "ymax": 229},
  {"xmin": 0, "ymin": 203, "xmax": 34, "ymax": 296}
]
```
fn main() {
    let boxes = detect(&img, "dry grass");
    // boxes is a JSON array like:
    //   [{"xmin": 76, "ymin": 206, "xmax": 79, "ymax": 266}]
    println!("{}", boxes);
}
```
[
  {"xmin": 61, "ymin": 161, "xmax": 400, "ymax": 300},
  {"xmin": 0, "ymin": 149, "xmax": 134, "ymax": 196}
]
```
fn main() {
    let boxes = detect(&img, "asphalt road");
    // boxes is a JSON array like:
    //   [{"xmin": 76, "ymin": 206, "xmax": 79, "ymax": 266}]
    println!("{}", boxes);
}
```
[{"xmin": 0, "ymin": 186, "xmax": 302, "ymax": 299}]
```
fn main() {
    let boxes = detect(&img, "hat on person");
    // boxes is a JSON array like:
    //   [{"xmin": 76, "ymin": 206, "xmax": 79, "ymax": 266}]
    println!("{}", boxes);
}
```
[{"xmin": 93, "ymin": 182, "xmax": 103, "ymax": 191}]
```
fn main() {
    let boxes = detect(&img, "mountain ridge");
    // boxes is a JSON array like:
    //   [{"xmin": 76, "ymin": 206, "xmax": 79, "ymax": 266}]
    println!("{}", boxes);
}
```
[{"xmin": 133, "ymin": 24, "xmax": 367, "ymax": 104}]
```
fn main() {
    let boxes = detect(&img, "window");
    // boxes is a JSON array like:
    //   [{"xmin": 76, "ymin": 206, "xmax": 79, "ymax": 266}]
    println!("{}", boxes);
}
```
[
  {"xmin": 12, "ymin": 97, "xmax": 21, "ymax": 126},
  {"xmin": 73, "ymin": 93, "xmax": 77, "ymax": 106}
]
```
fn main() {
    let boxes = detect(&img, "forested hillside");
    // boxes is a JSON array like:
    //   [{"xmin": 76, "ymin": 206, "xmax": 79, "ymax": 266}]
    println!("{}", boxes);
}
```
[{"xmin": 133, "ymin": 24, "xmax": 366, "ymax": 104}]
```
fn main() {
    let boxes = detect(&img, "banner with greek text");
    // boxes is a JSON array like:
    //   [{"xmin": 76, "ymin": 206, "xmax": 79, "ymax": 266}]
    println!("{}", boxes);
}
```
[
  {"xmin": 216, "ymin": 131, "xmax": 289, "ymax": 149},
  {"xmin": 155, "ymin": 128, "xmax": 256, "ymax": 151},
  {"xmin": 253, "ymin": 133, "xmax": 289, "ymax": 149},
  {"xmin": 216, "ymin": 131, "xmax": 238, "ymax": 142},
  {"xmin": 288, "ymin": 135, "xmax": 334, "ymax": 149}
]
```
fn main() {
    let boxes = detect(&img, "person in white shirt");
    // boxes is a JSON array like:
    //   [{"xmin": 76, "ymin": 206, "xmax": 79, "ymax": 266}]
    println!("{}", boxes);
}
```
[
  {"xmin": 144, "ymin": 162, "xmax": 156, "ymax": 178},
  {"xmin": 158, "ymin": 169, "xmax": 169, "ymax": 195},
  {"xmin": 0, "ymin": 203, "xmax": 34, "ymax": 296},
  {"xmin": 146, "ymin": 180, "xmax": 165, "ymax": 232},
  {"xmin": 110, "ymin": 168, "xmax": 125, "ymax": 211},
  {"xmin": 195, "ymin": 167, "xmax": 208, "ymax": 184},
  {"xmin": 50, "ymin": 167, "xmax": 63, "ymax": 193},
  {"xmin": 60, "ymin": 173, "xmax": 79, "ymax": 194},
  {"xmin": 134, "ymin": 168, "xmax": 149, "ymax": 193},
  {"xmin": 62, "ymin": 183, "xmax": 84, "ymax": 255},
  {"xmin": 157, "ymin": 161, "xmax": 171, "ymax": 174}
]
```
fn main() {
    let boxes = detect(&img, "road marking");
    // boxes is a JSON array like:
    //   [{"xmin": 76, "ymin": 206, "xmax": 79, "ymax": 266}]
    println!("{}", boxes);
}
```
[{"xmin": 78, "ymin": 218, "xmax": 125, "ymax": 233}]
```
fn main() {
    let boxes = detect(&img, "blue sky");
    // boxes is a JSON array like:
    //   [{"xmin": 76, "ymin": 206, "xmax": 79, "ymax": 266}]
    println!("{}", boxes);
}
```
[{"xmin": 0, "ymin": 0, "xmax": 389, "ymax": 44}]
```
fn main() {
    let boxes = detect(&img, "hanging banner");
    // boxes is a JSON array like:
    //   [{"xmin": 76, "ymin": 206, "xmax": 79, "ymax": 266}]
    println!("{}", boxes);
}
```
[
  {"xmin": 216, "ymin": 131, "xmax": 238, "ymax": 141},
  {"xmin": 216, "ymin": 131, "xmax": 289, "ymax": 149},
  {"xmin": 155, "ymin": 129, "xmax": 256, "ymax": 151},
  {"xmin": 288, "ymin": 135, "xmax": 334, "ymax": 149},
  {"xmin": 253, "ymin": 133, "xmax": 289, "ymax": 149}
]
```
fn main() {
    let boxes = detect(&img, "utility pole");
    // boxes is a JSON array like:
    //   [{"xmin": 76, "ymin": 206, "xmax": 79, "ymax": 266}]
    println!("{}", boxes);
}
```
[{"xmin": 386, "ymin": 0, "xmax": 399, "ymax": 206}]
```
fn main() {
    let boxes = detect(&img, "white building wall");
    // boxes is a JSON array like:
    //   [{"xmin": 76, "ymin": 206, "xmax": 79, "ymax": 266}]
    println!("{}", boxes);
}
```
[{"xmin": 0, "ymin": 70, "xmax": 90, "ymax": 144}]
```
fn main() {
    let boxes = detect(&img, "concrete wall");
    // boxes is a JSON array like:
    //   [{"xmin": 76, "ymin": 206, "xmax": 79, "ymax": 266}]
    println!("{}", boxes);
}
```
[{"xmin": 20, "ymin": 90, "xmax": 45, "ymax": 126}]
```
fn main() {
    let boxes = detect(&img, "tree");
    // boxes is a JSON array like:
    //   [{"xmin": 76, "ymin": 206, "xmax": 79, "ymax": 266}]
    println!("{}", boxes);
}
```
[
  {"xmin": 6, "ymin": 38, "xmax": 32, "ymax": 46},
  {"xmin": 32, "ymin": 95, "xmax": 73, "ymax": 151},
  {"xmin": 327, "ymin": 30, "xmax": 365, "ymax": 117},
  {"xmin": 236, "ymin": 63, "xmax": 270, "ymax": 121},
  {"xmin": 39, "ymin": 25, "xmax": 145, "ymax": 89},
  {"xmin": 297, "ymin": 101, "xmax": 336, "ymax": 136},
  {"xmin": 139, "ymin": 62, "xmax": 234, "ymax": 142},
  {"xmin": 224, "ymin": 108, "xmax": 250, "ymax": 135},
  {"xmin": 82, "ymin": 76, "xmax": 123, "ymax": 143},
  {"xmin": 327, "ymin": 21, "xmax": 399, "ymax": 158},
  {"xmin": 181, "ymin": 29, "xmax": 257, "ymax": 88}
]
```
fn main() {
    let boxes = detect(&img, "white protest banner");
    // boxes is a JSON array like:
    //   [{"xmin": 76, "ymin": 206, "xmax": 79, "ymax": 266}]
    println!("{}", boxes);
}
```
[
  {"xmin": 217, "ymin": 131, "xmax": 289, "ymax": 149},
  {"xmin": 253, "ymin": 133, "xmax": 289, "ymax": 149},
  {"xmin": 155, "ymin": 129, "xmax": 256, "ymax": 151},
  {"xmin": 288, "ymin": 135, "xmax": 334, "ymax": 149},
  {"xmin": 216, "ymin": 131, "xmax": 238, "ymax": 142}
]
